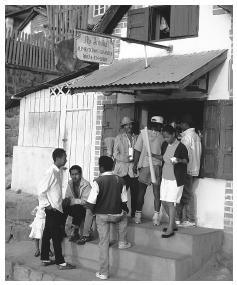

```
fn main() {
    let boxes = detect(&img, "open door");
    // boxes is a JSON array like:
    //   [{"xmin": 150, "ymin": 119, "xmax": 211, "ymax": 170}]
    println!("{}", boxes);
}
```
[{"xmin": 101, "ymin": 103, "xmax": 135, "ymax": 156}]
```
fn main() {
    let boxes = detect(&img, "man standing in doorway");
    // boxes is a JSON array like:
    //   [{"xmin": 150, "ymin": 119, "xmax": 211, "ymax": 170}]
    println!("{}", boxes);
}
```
[
  {"xmin": 133, "ymin": 116, "xmax": 164, "ymax": 225},
  {"xmin": 176, "ymin": 114, "xmax": 202, "ymax": 227},
  {"xmin": 113, "ymin": 117, "xmax": 138, "ymax": 218}
]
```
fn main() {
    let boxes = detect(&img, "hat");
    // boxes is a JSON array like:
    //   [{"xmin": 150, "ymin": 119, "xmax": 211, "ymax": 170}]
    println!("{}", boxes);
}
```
[
  {"xmin": 121, "ymin": 117, "xmax": 134, "ymax": 126},
  {"xmin": 151, "ymin": 116, "xmax": 164, "ymax": 124}
]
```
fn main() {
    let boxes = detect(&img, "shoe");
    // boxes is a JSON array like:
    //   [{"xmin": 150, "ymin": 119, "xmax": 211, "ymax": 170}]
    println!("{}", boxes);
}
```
[
  {"xmin": 179, "ymin": 221, "xmax": 196, "ymax": 227},
  {"xmin": 161, "ymin": 232, "xmax": 175, "ymax": 238},
  {"xmin": 41, "ymin": 260, "xmax": 56, "ymax": 266},
  {"xmin": 69, "ymin": 234, "xmax": 80, "ymax": 242},
  {"xmin": 57, "ymin": 263, "xmax": 76, "ymax": 270},
  {"xmin": 34, "ymin": 249, "xmax": 40, "ymax": 257},
  {"xmin": 118, "ymin": 241, "xmax": 132, "ymax": 249},
  {"xmin": 152, "ymin": 212, "xmax": 161, "ymax": 226},
  {"xmin": 76, "ymin": 235, "xmax": 93, "ymax": 245},
  {"xmin": 176, "ymin": 220, "xmax": 181, "ymax": 225},
  {"xmin": 163, "ymin": 227, "xmax": 178, "ymax": 232},
  {"xmin": 134, "ymin": 211, "xmax": 141, "ymax": 224},
  {"xmin": 96, "ymin": 272, "xmax": 109, "ymax": 280}
]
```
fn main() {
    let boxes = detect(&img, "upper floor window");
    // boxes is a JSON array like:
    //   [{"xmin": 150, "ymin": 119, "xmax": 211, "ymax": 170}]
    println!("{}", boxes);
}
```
[
  {"xmin": 127, "ymin": 5, "xmax": 199, "ymax": 42},
  {"xmin": 93, "ymin": 5, "xmax": 108, "ymax": 17}
]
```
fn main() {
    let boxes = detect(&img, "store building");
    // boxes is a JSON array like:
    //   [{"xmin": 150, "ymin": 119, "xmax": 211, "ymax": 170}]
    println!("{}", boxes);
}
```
[{"xmin": 11, "ymin": 5, "xmax": 233, "ymax": 252}]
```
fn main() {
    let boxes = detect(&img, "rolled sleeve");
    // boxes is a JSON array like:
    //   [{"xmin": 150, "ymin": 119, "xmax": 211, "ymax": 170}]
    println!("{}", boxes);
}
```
[{"xmin": 87, "ymin": 181, "xmax": 99, "ymax": 204}]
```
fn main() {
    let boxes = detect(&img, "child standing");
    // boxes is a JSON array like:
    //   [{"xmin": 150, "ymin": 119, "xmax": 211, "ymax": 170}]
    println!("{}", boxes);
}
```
[
  {"xmin": 86, "ymin": 156, "xmax": 131, "ymax": 280},
  {"xmin": 29, "ymin": 206, "xmax": 53, "ymax": 257}
]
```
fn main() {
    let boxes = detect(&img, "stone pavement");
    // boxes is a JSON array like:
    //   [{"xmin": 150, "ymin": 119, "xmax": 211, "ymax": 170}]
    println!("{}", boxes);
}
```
[{"xmin": 5, "ymin": 189, "xmax": 233, "ymax": 281}]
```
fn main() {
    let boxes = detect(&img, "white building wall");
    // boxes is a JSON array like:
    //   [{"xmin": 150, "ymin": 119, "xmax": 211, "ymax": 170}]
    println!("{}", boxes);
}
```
[
  {"xmin": 115, "ymin": 5, "xmax": 232, "ymax": 229},
  {"xmin": 118, "ymin": 5, "xmax": 231, "ymax": 101},
  {"xmin": 12, "ymin": 90, "xmax": 98, "ymax": 197}
]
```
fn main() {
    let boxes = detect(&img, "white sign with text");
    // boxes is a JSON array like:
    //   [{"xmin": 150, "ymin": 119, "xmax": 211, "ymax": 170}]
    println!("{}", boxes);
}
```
[{"xmin": 74, "ymin": 33, "xmax": 114, "ymax": 64}]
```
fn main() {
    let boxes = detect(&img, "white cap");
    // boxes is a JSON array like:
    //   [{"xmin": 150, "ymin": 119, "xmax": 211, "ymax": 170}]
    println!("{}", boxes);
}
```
[{"xmin": 151, "ymin": 116, "xmax": 164, "ymax": 124}]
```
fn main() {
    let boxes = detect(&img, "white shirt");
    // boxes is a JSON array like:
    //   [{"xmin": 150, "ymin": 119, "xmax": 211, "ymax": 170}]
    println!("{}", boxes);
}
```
[
  {"xmin": 38, "ymin": 164, "xmax": 63, "ymax": 213},
  {"xmin": 87, "ymin": 171, "xmax": 128, "ymax": 205},
  {"xmin": 181, "ymin": 128, "xmax": 202, "ymax": 176}
]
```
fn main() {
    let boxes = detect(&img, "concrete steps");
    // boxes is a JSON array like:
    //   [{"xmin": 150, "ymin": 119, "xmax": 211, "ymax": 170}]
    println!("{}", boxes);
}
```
[
  {"xmin": 62, "ymin": 219, "xmax": 223, "ymax": 280},
  {"xmin": 5, "ymin": 216, "xmax": 223, "ymax": 280},
  {"xmin": 63, "ymin": 239, "xmax": 192, "ymax": 280},
  {"xmin": 126, "ymin": 218, "xmax": 223, "ymax": 273}
]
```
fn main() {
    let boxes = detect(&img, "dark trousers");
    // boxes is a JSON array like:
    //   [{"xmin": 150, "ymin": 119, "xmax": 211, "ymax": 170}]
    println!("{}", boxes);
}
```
[
  {"xmin": 136, "ymin": 182, "xmax": 161, "ymax": 212},
  {"xmin": 63, "ymin": 204, "xmax": 86, "ymax": 227},
  {"xmin": 176, "ymin": 175, "xmax": 195, "ymax": 222},
  {"xmin": 41, "ymin": 208, "xmax": 65, "ymax": 265},
  {"xmin": 122, "ymin": 175, "xmax": 138, "ymax": 217}
]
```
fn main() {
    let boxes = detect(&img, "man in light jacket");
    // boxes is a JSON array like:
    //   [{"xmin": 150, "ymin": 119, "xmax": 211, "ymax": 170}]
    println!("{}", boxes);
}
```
[
  {"xmin": 113, "ymin": 116, "xmax": 138, "ymax": 218},
  {"xmin": 176, "ymin": 115, "xmax": 202, "ymax": 227},
  {"xmin": 63, "ymin": 165, "xmax": 94, "ymax": 244}
]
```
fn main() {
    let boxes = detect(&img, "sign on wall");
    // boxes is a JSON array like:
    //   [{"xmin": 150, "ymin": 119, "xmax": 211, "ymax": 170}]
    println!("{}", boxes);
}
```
[{"xmin": 74, "ymin": 32, "xmax": 114, "ymax": 64}]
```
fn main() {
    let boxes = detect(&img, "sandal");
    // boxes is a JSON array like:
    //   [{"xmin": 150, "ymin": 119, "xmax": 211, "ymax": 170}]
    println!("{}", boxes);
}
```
[
  {"xmin": 34, "ymin": 249, "xmax": 40, "ymax": 257},
  {"xmin": 41, "ymin": 259, "xmax": 56, "ymax": 266},
  {"xmin": 161, "ymin": 232, "xmax": 175, "ymax": 238}
]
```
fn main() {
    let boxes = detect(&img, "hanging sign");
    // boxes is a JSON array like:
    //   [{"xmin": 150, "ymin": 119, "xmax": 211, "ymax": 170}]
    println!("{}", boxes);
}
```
[{"xmin": 74, "ymin": 32, "xmax": 114, "ymax": 64}]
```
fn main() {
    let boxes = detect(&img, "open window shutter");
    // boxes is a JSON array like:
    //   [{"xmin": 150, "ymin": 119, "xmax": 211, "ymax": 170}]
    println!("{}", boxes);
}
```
[
  {"xmin": 201, "ymin": 100, "xmax": 220, "ymax": 178},
  {"xmin": 188, "ymin": 5, "xmax": 199, "ymax": 36},
  {"xmin": 127, "ymin": 8, "xmax": 149, "ymax": 41},
  {"xmin": 218, "ymin": 101, "xmax": 233, "ymax": 179},
  {"xmin": 170, "ymin": 5, "xmax": 199, "ymax": 37}
]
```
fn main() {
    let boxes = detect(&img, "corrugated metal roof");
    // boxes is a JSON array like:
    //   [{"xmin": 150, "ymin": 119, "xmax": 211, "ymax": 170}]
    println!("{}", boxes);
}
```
[{"xmin": 71, "ymin": 50, "xmax": 227, "ymax": 90}]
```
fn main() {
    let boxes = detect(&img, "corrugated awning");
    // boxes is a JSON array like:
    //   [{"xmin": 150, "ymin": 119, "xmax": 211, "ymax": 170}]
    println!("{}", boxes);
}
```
[{"xmin": 71, "ymin": 49, "xmax": 227, "ymax": 92}]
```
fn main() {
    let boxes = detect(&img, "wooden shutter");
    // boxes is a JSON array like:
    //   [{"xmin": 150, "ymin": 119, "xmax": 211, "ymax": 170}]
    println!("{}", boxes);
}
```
[
  {"xmin": 201, "ymin": 100, "xmax": 233, "ymax": 179},
  {"xmin": 201, "ymin": 101, "xmax": 220, "ymax": 178},
  {"xmin": 127, "ymin": 8, "xmax": 149, "ymax": 41},
  {"xmin": 170, "ymin": 5, "xmax": 199, "ymax": 37},
  {"xmin": 218, "ymin": 101, "xmax": 233, "ymax": 179}
]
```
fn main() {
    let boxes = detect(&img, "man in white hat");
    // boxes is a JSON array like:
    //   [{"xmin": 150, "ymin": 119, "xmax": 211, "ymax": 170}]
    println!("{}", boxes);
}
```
[
  {"xmin": 113, "ymin": 117, "xmax": 138, "ymax": 218},
  {"xmin": 133, "ymin": 116, "xmax": 164, "ymax": 225}
]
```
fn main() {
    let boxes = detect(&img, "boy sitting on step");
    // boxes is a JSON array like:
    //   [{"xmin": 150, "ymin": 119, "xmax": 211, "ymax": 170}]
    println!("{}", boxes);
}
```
[{"xmin": 86, "ymin": 156, "xmax": 132, "ymax": 280}]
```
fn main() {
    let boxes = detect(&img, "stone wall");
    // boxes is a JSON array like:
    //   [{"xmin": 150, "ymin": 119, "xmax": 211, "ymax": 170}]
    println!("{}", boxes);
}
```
[
  {"xmin": 5, "ymin": 66, "xmax": 59, "ymax": 156},
  {"xmin": 93, "ymin": 93, "xmax": 117, "ymax": 178}
]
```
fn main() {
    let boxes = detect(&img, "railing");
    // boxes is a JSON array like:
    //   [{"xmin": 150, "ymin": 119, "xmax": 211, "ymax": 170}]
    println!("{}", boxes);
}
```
[
  {"xmin": 47, "ymin": 5, "xmax": 89, "ymax": 42},
  {"xmin": 5, "ymin": 6, "xmax": 89, "ymax": 72},
  {"xmin": 5, "ymin": 28, "xmax": 57, "ymax": 71}
]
